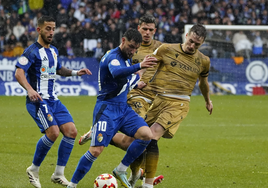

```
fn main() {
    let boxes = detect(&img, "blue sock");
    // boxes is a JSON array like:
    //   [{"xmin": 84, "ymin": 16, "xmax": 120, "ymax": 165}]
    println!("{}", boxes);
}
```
[
  {"xmin": 71, "ymin": 151, "xmax": 97, "ymax": 184},
  {"xmin": 33, "ymin": 135, "xmax": 54, "ymax": 166},
  {"xmin": 122, "ymin": 139, "xmax": 151, "ymax": 166},
  {"xmin": 57, "ymin": 136, "xmax": 75, "ymax": 166}
]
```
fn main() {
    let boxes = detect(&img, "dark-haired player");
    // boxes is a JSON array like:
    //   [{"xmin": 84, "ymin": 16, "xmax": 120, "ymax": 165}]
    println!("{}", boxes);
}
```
[{"xmin": 15, "ymin": 16, "xmax": 92, "ymax": 188}]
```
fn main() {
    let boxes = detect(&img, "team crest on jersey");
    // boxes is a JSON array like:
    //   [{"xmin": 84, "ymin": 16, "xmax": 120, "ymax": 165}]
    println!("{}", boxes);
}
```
[
  {"xmin": 171, "ymin": 61, "xmax": 177, "ymax": 67},
  {"xmin": 53, "ymin": 52, "xmax": 57, "ymax": 61},
  {"xmin": 47, "ymin": 114, "xmax": 53, "ymax": 122},
  {"xmin": 18, "ymin": 56, "xmax": 29, "ymax": 65},
  {"xmin": 195, "ymin": 58, "xmax": 201, "ymax": 65},
  {"xmin": 97, "ymin": 133, "xmax": 103, "ymax": 142}
]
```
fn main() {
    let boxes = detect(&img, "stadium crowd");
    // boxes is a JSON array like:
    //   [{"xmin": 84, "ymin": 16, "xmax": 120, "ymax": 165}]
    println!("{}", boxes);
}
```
[{"xmin": 1, "ymin": 0, "xmax": 268, "ymax": 59}]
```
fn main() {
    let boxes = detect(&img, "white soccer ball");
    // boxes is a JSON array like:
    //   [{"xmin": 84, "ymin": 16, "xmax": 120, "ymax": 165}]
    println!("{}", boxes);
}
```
[{"xmin": 94, "ymin": 173, "xmax": 118, "ymax": 188}]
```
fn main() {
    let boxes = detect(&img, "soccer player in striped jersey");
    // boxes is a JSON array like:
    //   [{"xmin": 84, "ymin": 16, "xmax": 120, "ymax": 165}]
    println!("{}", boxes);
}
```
[
  {"xmin": 15, "ymin": 16, "xmax": 92, "ymax": 188},
  {"xmin": 67, "ymin": 29, "xmax": 157, "ymax": 188}
]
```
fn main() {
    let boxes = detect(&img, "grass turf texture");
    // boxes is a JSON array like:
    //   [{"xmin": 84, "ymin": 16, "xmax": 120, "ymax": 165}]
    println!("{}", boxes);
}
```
[{"xmin": 0, "ymin": 95, "xmax": 267, "ymax": 188}]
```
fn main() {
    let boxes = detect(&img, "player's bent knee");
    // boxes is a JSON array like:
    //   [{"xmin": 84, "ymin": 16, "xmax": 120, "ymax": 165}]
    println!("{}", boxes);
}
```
[
  {"xmin": 135, "ymin": 126, "xmax": 153, "ymax": 141},
  {"xmin": 89, "ymin": 146, "xmax": 104, "ymax": 157},
  {"xmin": 46, "ymin": 125, "xmax": 60, "ymax": 141}
]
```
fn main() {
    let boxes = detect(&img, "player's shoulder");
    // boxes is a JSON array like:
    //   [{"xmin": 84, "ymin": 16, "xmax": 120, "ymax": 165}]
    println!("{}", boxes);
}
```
[
  {"xmin": 153, "ymin": 39, "xmax": 162, "ymax": 47},
  {"xmin": 23, "ymin": 42, "xmax": 41, "ymax": 57},
  {"xmin": 106, "ymin": 47, "xmax": 122, "ymax": 61},
  {"xmin": 197, "ymin": 50, "xmax": 210, "ymax": 63}
]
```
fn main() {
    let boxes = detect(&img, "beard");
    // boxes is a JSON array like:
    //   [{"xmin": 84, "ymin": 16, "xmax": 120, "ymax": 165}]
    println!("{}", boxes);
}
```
[
  {"xmin": 122, "ymin": 48, "xmax": 133, "ymax": 59},
  {"xmin": 40, "ymin": 32, "xmax": 53, "ymax": 45}
]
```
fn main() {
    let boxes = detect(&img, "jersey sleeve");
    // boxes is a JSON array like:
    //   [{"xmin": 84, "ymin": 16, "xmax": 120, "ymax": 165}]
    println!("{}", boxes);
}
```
[
  {"xmin": 16, "ymin": 48, "xmax": 35, "ymax": 72},
  {"xmin": 108, "ymin": 58, "xmax": 141, "ymax": 79},
  {"xmin": 151, "ymin": 44, "xmax": 166, "ymax": 62}
]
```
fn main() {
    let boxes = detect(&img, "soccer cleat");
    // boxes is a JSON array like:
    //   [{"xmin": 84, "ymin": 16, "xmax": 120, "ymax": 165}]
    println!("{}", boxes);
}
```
[
  {"xmin": 51, "ymin": 173, "xmax": 70, "ymax": 186},
  {"xmin": 26, "ymin": 167, "xmax": 41, "ymax": 188},
  {"xmin": 113, "ymin": 168, "xmax": 132, "ymax": 188},
  {"xmin": 67, "ymin": 183, "xmax": 77, "ymax": 188},
  {"xmin": 153, "ymin": 175, "xmax": 164, "ymax": 186},
  {"xmin": 128, "ymin": 168, "xmax": 144, "ymax": 187},
  {"xmin": 79, "ymin": 129, "xmax": 92, "ymax": 145}
]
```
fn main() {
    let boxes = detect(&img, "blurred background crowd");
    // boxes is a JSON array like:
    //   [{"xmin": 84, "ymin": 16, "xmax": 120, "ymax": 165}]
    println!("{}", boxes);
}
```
[{"xmin": 1, "ymin": 0, "xmax": 268, "ymax": 60}]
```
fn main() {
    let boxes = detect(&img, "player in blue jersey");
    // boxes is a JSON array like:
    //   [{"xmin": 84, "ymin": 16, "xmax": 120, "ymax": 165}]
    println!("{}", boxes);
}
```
[
  {"xmin": 67, "ymin": 29, "xmax": 157, "ymax": 188},
  {"xmin": 15, "ymin": 16, "xmax": 92, "ymax": 188}
]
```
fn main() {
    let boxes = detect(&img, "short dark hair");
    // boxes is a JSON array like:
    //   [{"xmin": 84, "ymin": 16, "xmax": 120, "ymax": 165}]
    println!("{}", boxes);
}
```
[
  {"xmin": 139, "ymin": 14, "xmax": 157, "ymax": 27},
  {"xmin": 37, "ymin": 16, "xmax": 55, "ymax": 27},
  {"xmin": 123, "ymin": 28, "xmax": 142, "ymax": 44},
  {"xmin": 189, "ymin": 23, "xmax": 207, "ymax": 41}
]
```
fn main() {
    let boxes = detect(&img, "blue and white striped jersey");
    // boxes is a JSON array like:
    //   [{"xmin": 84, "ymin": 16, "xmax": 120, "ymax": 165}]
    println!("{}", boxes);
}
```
[
  {"xmin": 97, "ymin": 47, "xmax": 141, "ymax": 102},
  {"xmin": 16, "ymin": 42, "xmax": 61, "ymax": 100}
]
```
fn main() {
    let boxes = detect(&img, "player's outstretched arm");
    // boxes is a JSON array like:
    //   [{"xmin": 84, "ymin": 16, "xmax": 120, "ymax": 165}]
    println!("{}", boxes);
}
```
[
  {"xmin": 199, "ymin": 76, "xmax": 213, "ymax": 115},
  {"xmin": 57, "ymin": 66, "xmax": 92, "ymax": 77},
  {"xmin": 15, "ymin": 68, "xmax": 43, "ymax": 102}
]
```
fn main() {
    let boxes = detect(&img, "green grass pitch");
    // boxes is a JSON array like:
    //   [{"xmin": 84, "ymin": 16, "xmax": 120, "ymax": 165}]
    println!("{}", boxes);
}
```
[{"xmin": 0, "ymin": 95, "xmax": 268, "ymax": 188}]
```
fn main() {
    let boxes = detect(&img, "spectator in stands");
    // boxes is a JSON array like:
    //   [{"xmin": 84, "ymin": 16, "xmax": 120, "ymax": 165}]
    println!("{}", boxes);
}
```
[
  {"xmin": 93, "ymin": 41, "xmax": 104, "ymax": 61},
  {"xmin": 56, "ymin": 7, "xmax": 69, "ymax": 27},
  {"xmin": 13, "ymin": 21, "xmax": 26, "ymax": 40},
  {"xmin": 0, "ymin": 35, "xmax": 5, "ymax": 53},
  {"xmin": 9, "ymin": 11, "xmax": 19, "ymax": 29},
  {"xmin": 2, "ymin": 44, "xmax": 14, "ymax": 57},
  {"xmin": 155, "ymin": 28, "xmax": 165, "ymax": 42},
  {"xmin": 59, "ymin": 39, "xmax": 75, "ymax": 59},
  {"xmin": 61, "ymin": 0, "xmax": 72, "ymax": 11},
  {"xmin": 107, "ymin": 23, "xmax": 120, "ymax": 48},
  {"xmin": 19, "ymin": 30, "xmax": 29, "ymax": 48},
  {"xmin": 74, "ymin": 2, "xmax": 86, "ymax": 22},
  {"xmin": 261, "ymin": 9, "xmax": 268, "ymax": 25},
  {"xmin": 52, "ymin": 23, "xmax": 70, "ymax": 52},
  {"xmin": 164, "ymin": 27, "xmax": 182, "ymax": 43},
  {"xmin": 7, "ymin": 33, "xmax": 17, "ymax": 46},
  {"xmin": 252, "ymin": 31, "xmax": 263, "ymax": 57},
  {"xmin": 21, "ymin": 12, "xmax": 30, "ymax": 27},
  {"xmin": 13, "ymin": 41, "xmax": 24, "ymax": 57},
  {"xmin": 232, "ymin": 31, "xmax": 252, "ymax": 59},
  {"xmin": 0, "ymin": 9, "xmax": 6, "ymax": 36},
  {"xmin": 191, "ymin": 0, "xmax": 203, "ymax": 15}
]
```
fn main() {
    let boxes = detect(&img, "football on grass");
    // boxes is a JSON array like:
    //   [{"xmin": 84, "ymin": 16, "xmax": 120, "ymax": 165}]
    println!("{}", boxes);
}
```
[{"xmin": 94, "ymin": 173, "xmax": 118, "ymax": 188}]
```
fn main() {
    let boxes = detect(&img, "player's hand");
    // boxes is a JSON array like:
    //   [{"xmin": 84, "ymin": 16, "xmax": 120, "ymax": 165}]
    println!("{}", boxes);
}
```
[
  {"xmin": 206, "ymin": 100, "xmax": 213, "ymax": 115},
  {"xmin": 137, "ymin": 81, "xmax": 146, "ymax": 89},
  {"xmin": 28, "ymin": 88, "xmax": 43, "ymax": 102},
  {"xmin": 140, "ymin": 55, "xmax": 157, "ymax": 69},
  {"xmin": 136, "ymin": 69, "xmax": 146, "ymax": 77},
  {"xmin": 78, "ymin": 68, "xmax": 92, "ymax": 76}
]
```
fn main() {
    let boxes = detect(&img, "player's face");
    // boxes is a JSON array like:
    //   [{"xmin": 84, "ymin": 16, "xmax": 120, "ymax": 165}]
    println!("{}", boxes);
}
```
[
  {"xmin": 121, "ymin": 37, "xmax": 140, "ymax": 59},
  {"xmin": 138, "ymin": 22, "xmax": 156, "ymax": 44},
  {"xmin": 184, "ymin": 32, "xmax": 204, "ymax": 54},
  {"xmin": 38, "ymin": 21, "xmax": 56, "ymax": 45}
]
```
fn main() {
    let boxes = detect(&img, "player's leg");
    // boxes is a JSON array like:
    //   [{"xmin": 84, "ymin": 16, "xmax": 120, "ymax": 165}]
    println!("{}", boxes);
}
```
[
  {"xmin": 127, "ymin": 97, "xmax": 152, "ymax": 183},
  {"xmin": 50, "ymin": 101, "xmax": 77, "ymax": 186},
  {"xmin": 114, "ymin": 107, "xmax": 152, "ymax": 188},
  {"xmin": 67, "ymin": 145, "xmax": 102, "ymax": 188},
  {"xmin": 26, "ymin": 100, "xmax": 60, "ymax": 188},
  {"xmin": 68, "ymin": 102, "xmax": 114, "ymax": 188},
  {"xmin": 110, "ymin": 132, "xmax": 135, "ymax": 151},
  {"xmin": 143, "ymin": 96, "xmax": 190, "ymax": 187},
  {"xmin": 143, "ymin": 123, "xmax": 164, "ymax": 187}
]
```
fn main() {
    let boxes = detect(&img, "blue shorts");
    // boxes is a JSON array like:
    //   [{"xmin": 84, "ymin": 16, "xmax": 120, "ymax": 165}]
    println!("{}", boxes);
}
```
[
  {"xmin": 26, "ymin": 98, "xmax": 74, "ymax": 133},
  {"xmin": 90, "ymin": 101, "xmax": 148, "ymax": 147}
]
